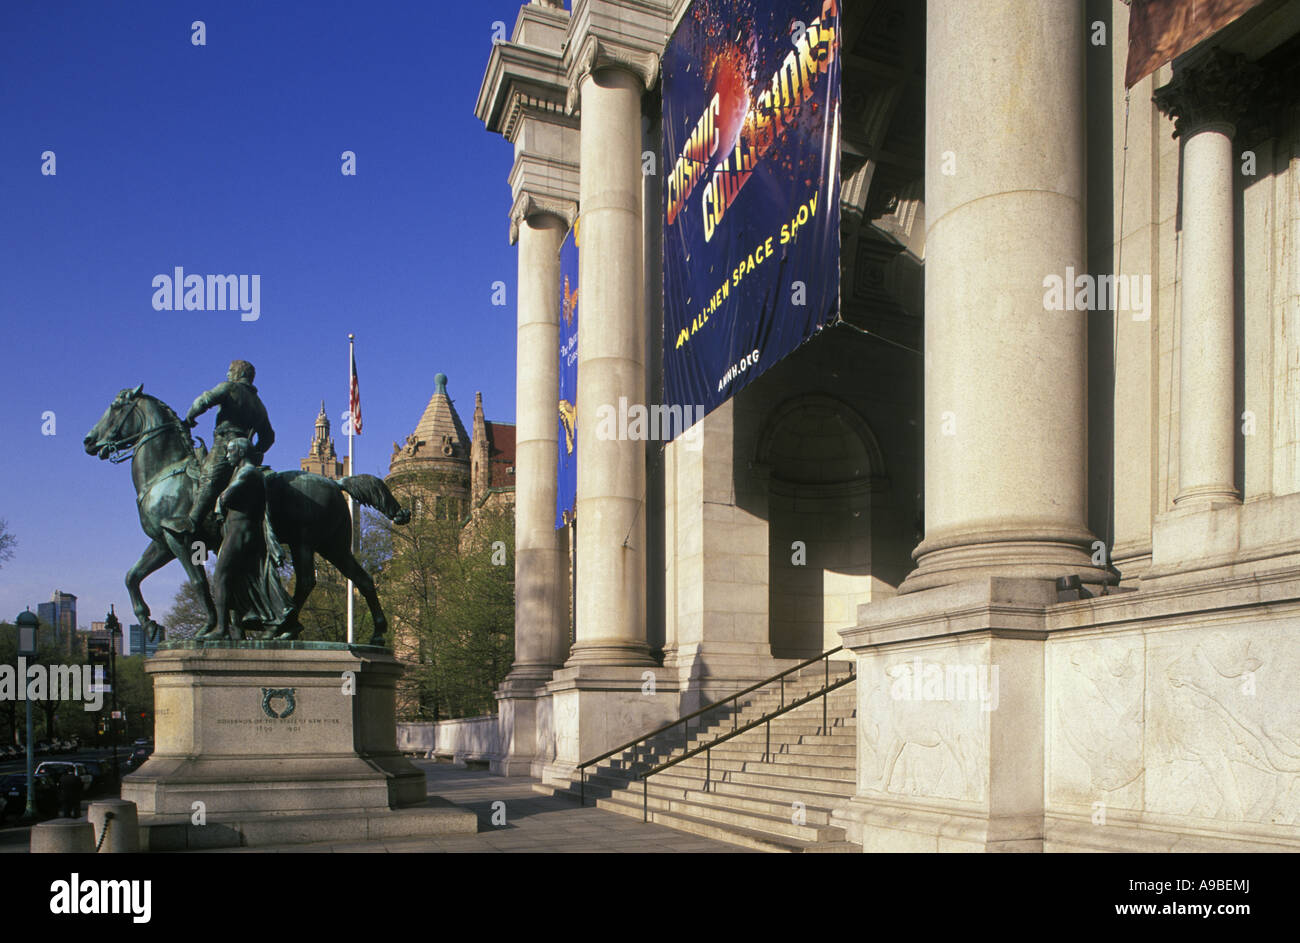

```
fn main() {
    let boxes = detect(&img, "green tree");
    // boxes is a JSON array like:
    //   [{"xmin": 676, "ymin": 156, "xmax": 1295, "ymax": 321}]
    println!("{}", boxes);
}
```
[
  {"xmin": 0, "ymin": 624, "xmax": 18, "ymax": 745},
  {"xmin": 0, "ymin": 620, "xmax": 96, "ymax": 744},
  {"xmin": 0, "ymin": 517, "xmax": 14, "ymax": 569},
  {"xmin": 163, "ymin": 572, "xmax": 210, "ymax": 640},
  {"xmin": 373, "ymin": 470, "xmax": 515, "ymax": 721},
  {"xmin": 110, "ymin": 655, "xmax": 154, "ymax": 741},
  {"xmin": 287, "ymin": 512, "xmax": 391, "ymax": 643}
]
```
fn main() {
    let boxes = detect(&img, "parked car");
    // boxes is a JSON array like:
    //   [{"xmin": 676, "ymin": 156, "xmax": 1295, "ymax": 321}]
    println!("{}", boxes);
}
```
[
  {"xmin": 1, "ymin": 774, "xmax": 27, "ymax": 816},
  {"xmin": 34, "ymin": 761, "xmax": 94, "ymax": 791},
  {"xmin": 1, "ymin": 773, "xmax": 57, "ymax": 817},
  {"xmin": 79, "ymin": 759, "xmax": 108, "ymax": 790},
  {"xmin": 125, "ymin": 744, "xmax": 153, "ymax": 771}
]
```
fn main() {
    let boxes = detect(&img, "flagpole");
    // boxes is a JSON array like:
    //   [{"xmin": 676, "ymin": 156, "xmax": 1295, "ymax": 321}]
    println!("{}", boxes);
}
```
[{"xmin": 347, "ymin": 332, "xmax": 355, "ymax": 645}]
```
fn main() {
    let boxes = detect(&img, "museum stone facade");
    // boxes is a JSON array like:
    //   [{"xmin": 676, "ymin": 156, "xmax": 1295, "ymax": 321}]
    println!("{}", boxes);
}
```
[{"xmin": 461, "ymin": 0, "xmax": 1300, "ymax": 852}]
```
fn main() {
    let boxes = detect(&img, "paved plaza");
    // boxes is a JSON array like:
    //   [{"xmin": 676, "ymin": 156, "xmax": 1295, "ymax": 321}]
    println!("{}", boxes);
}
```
[
  {"xmin": 1, "ymin": 762, "xmax": 753, "ymax": 853},
  {"xmin": 195, "ymin": 761, "xmax": 751, "ymax": 853}
]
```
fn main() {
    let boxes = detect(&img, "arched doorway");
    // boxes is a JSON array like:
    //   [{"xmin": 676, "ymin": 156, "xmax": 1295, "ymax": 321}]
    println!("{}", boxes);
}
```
[{"xmin": 757, "ymin": 395, "xmax": 888, "ymax": 659}]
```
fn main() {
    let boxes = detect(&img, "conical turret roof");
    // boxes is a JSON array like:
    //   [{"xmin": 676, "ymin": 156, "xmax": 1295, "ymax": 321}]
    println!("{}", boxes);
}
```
[{"xmin": 389, "ymin": 372, "xmax": 471, "ymax": 471}]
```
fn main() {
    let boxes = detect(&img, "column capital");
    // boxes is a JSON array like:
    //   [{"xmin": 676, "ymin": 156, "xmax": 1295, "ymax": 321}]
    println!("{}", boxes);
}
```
[
  {"xmin": 1153, "ymin": 48, "xmax": 1265, "ymax": 139},
  {"xmin": 562, "ymin": 0, "xmax": 677, "ymax": 112},
  {"xmin": 565, "ymin": 33, "xmax": 660, "ymax": 111},
  {"xmin": 509, "ymin": 189, "xmax": 578, "ymax": 245}
]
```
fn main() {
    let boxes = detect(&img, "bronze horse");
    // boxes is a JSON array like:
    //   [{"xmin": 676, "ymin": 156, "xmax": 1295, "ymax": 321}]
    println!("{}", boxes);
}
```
[{"xmin": 84, "ymin": 385, "xmax": 410, "ymax": 644}]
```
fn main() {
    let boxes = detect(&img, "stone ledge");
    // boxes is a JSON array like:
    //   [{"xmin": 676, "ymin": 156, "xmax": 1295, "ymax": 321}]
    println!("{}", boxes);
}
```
[
  {"xmin": 1044, "ymin": 810, "xmax": 1300, "ymax": 853},
  {"xmin": 1043, "ymin": 558, "xmax": 1300, "ymax": 635},
  {"xmin": 829, "ymin": 794, "xmax": 1043, "ymax": 853},
  {"xmin": 137, "ymin": 796, "xmax": 478, "ymax": 851},
  {"xmin": 843, "ymin": 577, "xmax": 1057, "ymax": 649}
]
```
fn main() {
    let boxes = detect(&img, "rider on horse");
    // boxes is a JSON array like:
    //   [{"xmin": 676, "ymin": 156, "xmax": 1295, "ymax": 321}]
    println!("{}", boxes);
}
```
[{"xmin": 184, "ymin": 359, "xmax": 275, "ymax": 534}]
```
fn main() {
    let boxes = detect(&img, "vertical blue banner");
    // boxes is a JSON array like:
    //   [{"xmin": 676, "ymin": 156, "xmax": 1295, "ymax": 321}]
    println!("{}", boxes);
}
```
[
  {"xmin": 556, "ymin": 222, "xmax": 579, "ymax": 529},
  {"xmin": 662, "ymin": 0, "xmax": 841, "ymax": 430}
]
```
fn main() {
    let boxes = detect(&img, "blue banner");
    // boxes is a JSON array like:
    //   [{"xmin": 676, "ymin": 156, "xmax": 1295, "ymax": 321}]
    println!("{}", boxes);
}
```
[
  {"xmin": 662, "ymin": 0, "xmax": 841, "ymax": 431},
  {"xmin": 556, "ymin": 222, "xmax": 579, "ymax": 529}
]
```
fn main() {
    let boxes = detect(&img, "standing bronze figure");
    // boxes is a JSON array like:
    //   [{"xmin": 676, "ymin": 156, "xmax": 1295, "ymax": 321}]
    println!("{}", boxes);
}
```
[{"xmin": 210, "ymin": 437, "xmax": 295, "ymax": 640}]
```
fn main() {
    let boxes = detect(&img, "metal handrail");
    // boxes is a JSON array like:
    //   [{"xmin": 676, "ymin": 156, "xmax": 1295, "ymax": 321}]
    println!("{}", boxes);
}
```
[
  {"xmin": 636, "ymin": 665, "xmax": 856, "ymax": 821},
  {"xmin": 575, "ymin": 645, "xmax": 853, "ymax": 806}
]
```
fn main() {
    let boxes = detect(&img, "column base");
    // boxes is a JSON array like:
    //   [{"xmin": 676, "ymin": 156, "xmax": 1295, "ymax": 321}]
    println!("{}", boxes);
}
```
[
  {"xmin": 503, "ymin": 662, "xmax": 562, "ymax": 685},
  {"xmin": 665, "ymin": 642, "xmax": 791, "ymax": 712},
  {"xmin": 544, "ymin": 664, "xmax": 679, "ymax": 768},
  {"xmin": 831, "ymin": 795, "xmax": 1043, "ymax": 853},
  {"xmin": 564, "ymin": 641, "xmax": 657, "ymax": 668},
  {"xmin": 1173, "ymin": 483, "xmax": 1240, "ymax": 508},
  {"xmin": 492, "ymin": 676, "xmax": 552, "ymax": 776},
  {"xmin": 901, "ymin": 525, "xmax": 1115, "ymax": 594},
  {"xmin": 840, "ymin": 578, "xmax": 1050, "ymax": 853}
]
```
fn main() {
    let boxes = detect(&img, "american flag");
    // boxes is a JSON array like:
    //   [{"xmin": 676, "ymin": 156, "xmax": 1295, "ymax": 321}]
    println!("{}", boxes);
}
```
[{"xmin": 349, "ymin": 344, "xmax": 362, "ymax": 435}]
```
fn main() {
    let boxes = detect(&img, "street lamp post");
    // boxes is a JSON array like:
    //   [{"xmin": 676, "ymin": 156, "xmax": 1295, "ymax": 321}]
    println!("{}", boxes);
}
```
[
  {"xmin": 104, "ymin": 606, "xmax": 121, "ymax": 782},
  {"xmin": 14, "ymin": 609, "xmax": 39, "ymax": 821}
]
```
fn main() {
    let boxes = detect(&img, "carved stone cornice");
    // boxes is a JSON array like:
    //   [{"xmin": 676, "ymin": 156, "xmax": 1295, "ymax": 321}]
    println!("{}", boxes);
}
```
[
  {"xmin": 509, "ymin": 190, "xmax": 578, "ymax": 245},
  {"xmin": 500, "ymin": 87, "xmax": 577, "ymax": 143},
  {"xmin": 564, "ymin": 31, "xmax": 662, "ymax": 112},
  {"xmin": 476, "ymin": 2, "xmax": 570, "ymax": 142},
  {"xmin": 1153, "ymin": 48, "xmax": 1265, "ymax": 138}
]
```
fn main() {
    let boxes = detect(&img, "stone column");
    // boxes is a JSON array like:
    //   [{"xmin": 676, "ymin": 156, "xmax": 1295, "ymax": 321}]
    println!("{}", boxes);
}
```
[
  {"xmin": 509, "ymin": 210, "xmax": 571, "ymax": 681},
  {"xmin": 902, "ymin": 0, "xmax": 1107, "ymax": 593},
  {"xmin": 474, "ymin": 0, "xmax": 578, "ymax": 774},
  {"xmin": 568, "ymin": 64, "xmax": 655, "ymax": 666},
  {"xmin": 1155, "ymin": 50, "xmax": 1261, "ymax": 509}
]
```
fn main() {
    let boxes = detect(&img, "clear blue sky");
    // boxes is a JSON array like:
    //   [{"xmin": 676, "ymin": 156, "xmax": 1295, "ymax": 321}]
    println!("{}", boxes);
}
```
[{"xmin": 0, "ymin": 0, "xmax": 528, "ymax": 627}]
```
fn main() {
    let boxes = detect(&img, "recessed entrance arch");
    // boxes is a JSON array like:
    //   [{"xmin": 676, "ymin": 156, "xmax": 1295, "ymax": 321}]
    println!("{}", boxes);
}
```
[{"xmin": 757, "ymin": 394, "xmax": 888, "ymax": 660}]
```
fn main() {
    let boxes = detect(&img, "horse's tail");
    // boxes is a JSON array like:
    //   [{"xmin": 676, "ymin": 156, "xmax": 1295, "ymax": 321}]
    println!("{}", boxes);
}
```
[{"xmin": 339, "ymin": 474, "xmax": 411, "ymax": 525}]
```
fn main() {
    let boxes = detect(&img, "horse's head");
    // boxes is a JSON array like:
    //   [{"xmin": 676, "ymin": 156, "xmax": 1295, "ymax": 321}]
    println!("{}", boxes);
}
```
[{"xmin": 84, "ymin": 385, "xmax": 146, "ymax": 459}]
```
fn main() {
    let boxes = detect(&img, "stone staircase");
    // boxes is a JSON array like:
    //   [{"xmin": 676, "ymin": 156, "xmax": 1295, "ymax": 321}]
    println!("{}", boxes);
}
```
[{"xmin": 536, "ymin": 661, "xmax": 860, "ymax": 852}]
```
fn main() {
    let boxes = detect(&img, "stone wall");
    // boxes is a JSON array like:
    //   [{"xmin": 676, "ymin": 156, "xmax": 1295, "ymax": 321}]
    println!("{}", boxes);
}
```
[{"xmin": 398, "ymin": 716, "xmax": 501, "ymax": 764}]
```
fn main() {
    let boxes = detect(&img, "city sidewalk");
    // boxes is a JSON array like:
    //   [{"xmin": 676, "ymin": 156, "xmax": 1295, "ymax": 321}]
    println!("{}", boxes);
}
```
[{"xmin": 199, "ymin": 761, "xmax": 753, "ymax": 853}]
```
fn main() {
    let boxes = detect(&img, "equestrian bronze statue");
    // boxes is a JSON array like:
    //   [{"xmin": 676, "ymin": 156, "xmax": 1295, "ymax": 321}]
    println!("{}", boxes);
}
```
[{"xmin": 83, "ymin": 384, "xmax": 410, "ymax": 644}]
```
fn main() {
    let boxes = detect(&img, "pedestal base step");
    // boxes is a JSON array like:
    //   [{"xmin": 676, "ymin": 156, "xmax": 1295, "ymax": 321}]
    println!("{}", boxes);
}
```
[{"xmin": 137, "ymin": 795, "xmax": 478, "ymax": 850}]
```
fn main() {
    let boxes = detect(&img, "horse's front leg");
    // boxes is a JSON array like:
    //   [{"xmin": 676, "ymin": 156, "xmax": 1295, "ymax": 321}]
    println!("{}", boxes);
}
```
[{"xmin": 127, "ymin": 538, "xmax": 176, "ymax": 642}]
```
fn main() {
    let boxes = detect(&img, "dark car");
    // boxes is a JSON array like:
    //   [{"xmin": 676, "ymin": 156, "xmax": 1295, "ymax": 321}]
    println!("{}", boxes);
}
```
[
  {"xmin": 1, "ymin": 774, "xmax": 27, "ymax": 816},
  {"xmin": 124, "ymin": 744, "xmax": 153, "ymax": 772},
  {"xmin": 1, "ymin": 774, "xmax": 57, "ymax": 817},
  {"xmin": 80, "ymin": 759, "xmax": 108, "ymax": 790}
]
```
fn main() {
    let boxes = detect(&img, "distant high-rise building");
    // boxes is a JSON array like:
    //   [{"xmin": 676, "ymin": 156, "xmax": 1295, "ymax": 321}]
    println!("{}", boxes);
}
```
[
  {"xmin": 36, "ymin": 590, "xmax": 77, "ymax": 654},
  {"xmin": 88, "ymin": 621, "xmax": 128, "ymax": 656},
  {"xmin": 128, "ymin": 623, "xmax": 159, "ymax": 658}
]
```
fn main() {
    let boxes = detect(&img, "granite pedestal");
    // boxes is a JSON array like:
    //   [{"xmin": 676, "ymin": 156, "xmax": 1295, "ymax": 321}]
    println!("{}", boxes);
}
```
[{"xmin": 123, "ymin": 641, "xmax": 477, "ymax": 849}]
